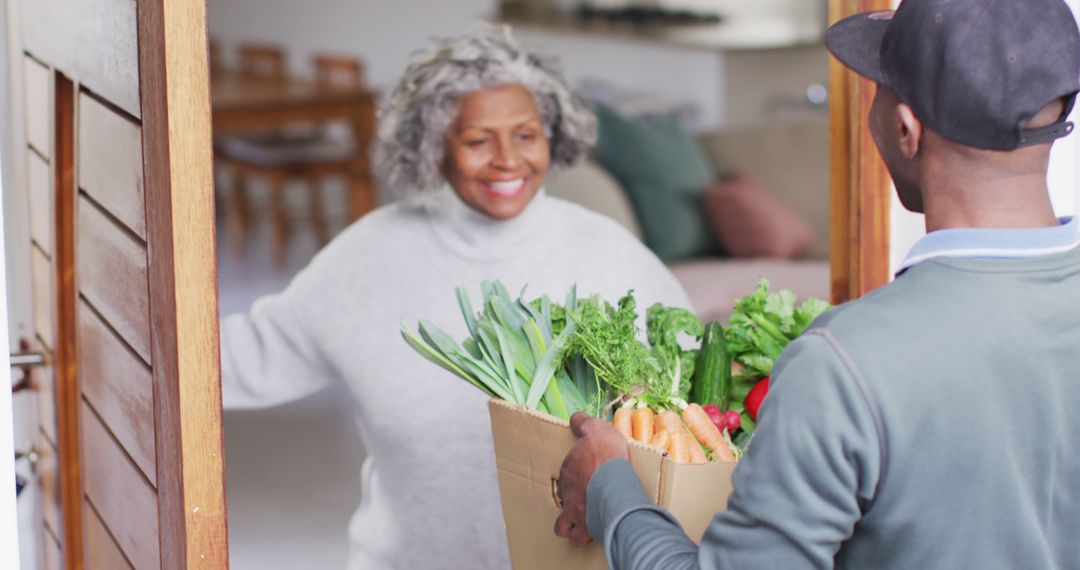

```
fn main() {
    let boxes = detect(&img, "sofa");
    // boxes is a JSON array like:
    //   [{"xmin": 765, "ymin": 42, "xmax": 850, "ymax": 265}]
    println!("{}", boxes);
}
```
[{"xmin": 547, "ymin": 120, "xmax": 832, "ymax": 323}]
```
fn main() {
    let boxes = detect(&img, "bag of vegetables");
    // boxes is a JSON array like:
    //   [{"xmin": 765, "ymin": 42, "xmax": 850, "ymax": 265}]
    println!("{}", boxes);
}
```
[
  {"xmin": 402, "ymin": 280, "xmax": 745, "ymax": 462},
  {"xmin": 402, "ymin": 279, "xmax": 829, "ymax": 570}
]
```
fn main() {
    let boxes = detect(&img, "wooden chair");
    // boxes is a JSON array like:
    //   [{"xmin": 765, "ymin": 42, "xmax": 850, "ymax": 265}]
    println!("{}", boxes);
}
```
[
  {"xmin": 236, "ymin": 43, "xmax": 286, "ymax": 80},
  {"xmin": 216, "ymin": 51, "xmax": 369, "ymax": 267}
]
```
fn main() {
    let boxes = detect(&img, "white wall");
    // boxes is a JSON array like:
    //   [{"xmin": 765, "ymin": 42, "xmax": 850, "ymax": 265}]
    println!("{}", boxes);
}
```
[
  {"xmin": 206, "ymin": 0, "xmax": 730, "ymax": 129},
  {"xmin": 209, "ymin": 0, "xmax": 490, "ymax": 90},
  {"xmin": 513, "ymin": 28, "xmax": 725, "ymax": 128},
  {"xmin": 1053, "ymin": 0, "xmax": 1080, "ymax": 219}
]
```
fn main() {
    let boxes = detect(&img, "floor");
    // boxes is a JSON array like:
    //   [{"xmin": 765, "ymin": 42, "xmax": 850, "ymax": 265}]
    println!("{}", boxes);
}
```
[{"xmin": 217, "ymin": 182, "xmax": 366, "ymax": 570}]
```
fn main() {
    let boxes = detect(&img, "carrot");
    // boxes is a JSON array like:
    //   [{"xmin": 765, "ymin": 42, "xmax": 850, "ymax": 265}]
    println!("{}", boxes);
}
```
[
  {"xmin": 613, "ymin": 407, "xmax": 633, "ymax": 440},
  {"xmin": 631, "ymin": 407, "xmax": 655, "ymax": 443},
  {"xmin": 685, "ymin": 428, "xmax": 708, "ymax": 464},
  {"xmin": 650, "ymin": 429, "xmax": 672, "ymax": 452},
  {"xmin": 656, "ymin": 411, "xmax": 684, "ymax": 434},
  {"xmin": 668, "ymin": 429, "xmax": 690, "ymax": 463},
  {"xmin": 682, "ymin": 404, "xmax": 736, "ymax": 461}
]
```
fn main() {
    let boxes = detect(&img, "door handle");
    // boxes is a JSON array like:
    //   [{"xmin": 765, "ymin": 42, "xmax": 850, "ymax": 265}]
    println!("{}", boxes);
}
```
[
  {"xmin": 10, "ymin": 347, "xmax": 46, "ymax": 393},
  {"xmin": 10, "ymin": 351, "xmax": 46, "ymax": 369}
]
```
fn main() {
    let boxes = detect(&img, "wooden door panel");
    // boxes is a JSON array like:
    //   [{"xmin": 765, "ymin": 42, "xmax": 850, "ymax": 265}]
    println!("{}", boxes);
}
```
[
  {"xmin": 41, "ymin": 531, "xmax": 63, "ymax": 570},
  {"xmin": 12, "ymin": 1, "xmax": 226, "ymax": 567},
  {"xmin": 23, "ymin": 55, "xmax": 51, "ymax": 158},
  {"xmin": 31, "ymin": 245, "xmax": 55, "ymax": 350},
  {"xmin": 81, "ymin": 402, "xmax": 160, "ymax": 569},
  {"xmin": 21, "ymin": 0, "xmax": 141, "ymax": 118},
  {"xmin": 77, "ymin": 92, "xmax": 146, "ymax": 240},
  {"xmin": 76, "ymin": 195, "xmax": 152, "ymax": 365},
  {"xmin": 36, "ymin": 356, "xmax": 58, "ymax": 444},
  {"xmin": 78, "ymin": 300, "xmax": 156, "ymax": 483},
  {"xmin": 38, "ymin": 434, "xmax": 63, "ymax": 541},
  {"xmin": 28, "ymin": 150, "xmax": 54, "ymax": 255},
  {"xmin": 83, "ymin": 499, "xmax": 135, "ymax": 570}
]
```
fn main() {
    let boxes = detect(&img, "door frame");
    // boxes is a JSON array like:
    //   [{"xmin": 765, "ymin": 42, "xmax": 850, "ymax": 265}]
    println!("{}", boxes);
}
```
[
  {"xmin": 828, "ymin": 0, "xmax": 893, "ymax": 304},
  {"xmin": 1, "ymin": 0, "xmax": 227, "ymax": 567},
  {"xmin": 138, "ymin": 1, "xmax": 228, "ymax": 567}
]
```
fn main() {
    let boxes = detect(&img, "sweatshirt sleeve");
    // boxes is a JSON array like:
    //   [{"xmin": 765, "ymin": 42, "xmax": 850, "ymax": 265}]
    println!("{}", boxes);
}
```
[
  {"xmin": 219, "ymin": 267, "xmax": 339, "ymax": 409},
  {"xmin": 589, "ymin": 330, "xmax": 884, "ymax": 569}
]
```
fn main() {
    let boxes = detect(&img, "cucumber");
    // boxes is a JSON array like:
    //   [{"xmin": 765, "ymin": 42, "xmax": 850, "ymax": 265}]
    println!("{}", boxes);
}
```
[{"xmin": 689, "ymin": 321, "xmax": 732, "ymax": 409}]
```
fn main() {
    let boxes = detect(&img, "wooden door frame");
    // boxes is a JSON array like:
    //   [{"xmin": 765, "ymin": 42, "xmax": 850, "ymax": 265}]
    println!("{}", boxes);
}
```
[
  {"xmin": 53, "ymin": 70, "xmax": 84, "ymax": 570},
  {"xmin": 829, "ymin": 0, "xmax": 893, "ymax": 304},
  {"xmin": 137, "ymin": 0, "xmax": 228, "ymax": 568}
]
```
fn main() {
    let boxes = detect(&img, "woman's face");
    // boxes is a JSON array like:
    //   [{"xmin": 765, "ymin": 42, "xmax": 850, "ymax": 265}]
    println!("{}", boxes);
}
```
[{"xmin": 442, "ymin": 84, "xmax": 550, "ymax": 220}]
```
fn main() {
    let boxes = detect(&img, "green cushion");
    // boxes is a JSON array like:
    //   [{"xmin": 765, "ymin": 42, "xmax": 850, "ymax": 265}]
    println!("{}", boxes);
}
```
[{"xmin": 594, "ymin": 104, "xmax": 715, "ymax": 262}]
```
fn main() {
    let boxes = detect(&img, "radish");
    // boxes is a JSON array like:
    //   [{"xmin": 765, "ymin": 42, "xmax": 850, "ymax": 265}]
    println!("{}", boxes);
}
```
[
  {"xmin": 723, "ymin": 410, "xmax": 741, "ymax": 431},
  {"xmin": 702, "ymin": 404, "xmax": 725, "ymax": 432},
  {"xmin": 744, "ymin": 377, "xmax": 770, "ymax": 421}
]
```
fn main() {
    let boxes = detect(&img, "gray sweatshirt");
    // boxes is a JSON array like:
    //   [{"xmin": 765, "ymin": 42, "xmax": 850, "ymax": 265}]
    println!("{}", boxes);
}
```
[
  {"xmin": 219, "ymin": 187, "xmax": 690, "ymax": 569},
  {"xmin": 588, "ymin": 235, "xmax": 1080, "ymax": 569}
]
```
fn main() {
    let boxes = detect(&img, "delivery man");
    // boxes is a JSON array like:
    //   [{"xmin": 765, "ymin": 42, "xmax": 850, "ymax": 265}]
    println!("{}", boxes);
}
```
[{"xmin": 554, "ymin": 0, "xmax": 1080, "ymax": 567}]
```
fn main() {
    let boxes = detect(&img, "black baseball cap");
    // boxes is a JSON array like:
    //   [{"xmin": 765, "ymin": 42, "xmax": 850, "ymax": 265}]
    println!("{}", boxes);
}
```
[{"xmin": 826, "ymin": 0, "xmax": 1080, "ymax": 150}]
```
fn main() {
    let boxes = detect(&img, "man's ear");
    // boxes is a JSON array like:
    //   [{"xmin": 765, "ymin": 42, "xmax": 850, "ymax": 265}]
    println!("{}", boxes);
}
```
[{"xmin": 896, "ymin": 103, "xmax": 922, "ymax": 159}]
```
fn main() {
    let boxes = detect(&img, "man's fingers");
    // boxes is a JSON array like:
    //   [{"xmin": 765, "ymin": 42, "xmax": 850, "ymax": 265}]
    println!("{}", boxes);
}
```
[
  {"xmin": 568, "ymin": 525, "xmax": 594, "ymax": 547},
  {"xmin": 554, "ymin": 512, "xmax": 575, "ymax": 538},
  {"xmin": 569, "ymin": 412, "xmax": 595, "ymax": 437}
]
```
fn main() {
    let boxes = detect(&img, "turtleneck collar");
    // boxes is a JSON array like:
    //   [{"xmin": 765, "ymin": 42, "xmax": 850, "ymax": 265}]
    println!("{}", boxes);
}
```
[{"xmin": 415, "ymin": 184, "xmax": 551, "ymax": 261}]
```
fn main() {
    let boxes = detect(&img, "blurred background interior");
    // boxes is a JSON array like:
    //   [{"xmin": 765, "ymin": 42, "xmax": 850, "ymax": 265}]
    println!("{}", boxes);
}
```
[{"xmin": 209, "ymin": 0, "xmax": 831, "ymax": 567}]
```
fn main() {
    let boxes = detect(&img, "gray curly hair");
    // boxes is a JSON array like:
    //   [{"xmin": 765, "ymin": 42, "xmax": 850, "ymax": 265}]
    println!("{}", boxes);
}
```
[{"xmin": 376, "ymin": 25, "xmax": 598, "ymax": 195}]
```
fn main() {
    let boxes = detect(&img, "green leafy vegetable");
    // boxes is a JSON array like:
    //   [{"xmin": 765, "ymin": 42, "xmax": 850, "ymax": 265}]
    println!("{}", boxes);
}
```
[
  {"xmin": 401, "ymin": 281, "xmax": 608, "ymax": 420},
  {"xmin": 725, "ymin": 278, "xmax": 831, "ymax": 380},
  {"xmin": 645, "ymin": 303, "xmax": 703, "ymax": 402}
]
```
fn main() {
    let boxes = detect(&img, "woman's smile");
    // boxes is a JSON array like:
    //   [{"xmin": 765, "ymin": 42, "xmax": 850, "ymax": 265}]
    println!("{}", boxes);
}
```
[{"xmin": 483, "ymin": 177, "xmax": 528, "ymax": 197}]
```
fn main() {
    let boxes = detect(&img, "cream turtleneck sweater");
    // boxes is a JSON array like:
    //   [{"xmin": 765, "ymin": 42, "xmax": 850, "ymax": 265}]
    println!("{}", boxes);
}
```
[{"xmin": 220, "ymin": 187, "xmax": 690, "ymax": 569}]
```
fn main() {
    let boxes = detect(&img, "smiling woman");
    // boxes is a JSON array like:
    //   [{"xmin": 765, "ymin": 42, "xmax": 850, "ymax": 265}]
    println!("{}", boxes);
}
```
[
  {"xmin": 218, "ymin": 24, "xmax": 692, "ymax": 570},
  {"xmin": 442, "ymin": 85, "xmax": 551, "ymax": 220}
]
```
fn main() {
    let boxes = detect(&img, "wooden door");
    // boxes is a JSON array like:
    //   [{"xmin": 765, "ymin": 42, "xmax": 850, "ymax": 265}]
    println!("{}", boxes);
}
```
[
  {"xmin": 828, "ymin": 0, "xmax": 893, "ymax": 303},
  {"xmin": 5, "ymin": 0, "xmax": 228, "ymax": 568}
]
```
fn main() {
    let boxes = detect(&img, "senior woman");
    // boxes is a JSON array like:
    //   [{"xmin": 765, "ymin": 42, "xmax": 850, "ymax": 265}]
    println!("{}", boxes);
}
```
[{"xmin": 220, "ymin": 27, "xmax": 690, "ymax": 569}]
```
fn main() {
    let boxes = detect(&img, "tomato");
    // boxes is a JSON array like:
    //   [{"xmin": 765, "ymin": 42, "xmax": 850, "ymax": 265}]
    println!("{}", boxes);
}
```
[{"xmin": 744, "ymin": 377, "xmax": 770, "ymax": 421}]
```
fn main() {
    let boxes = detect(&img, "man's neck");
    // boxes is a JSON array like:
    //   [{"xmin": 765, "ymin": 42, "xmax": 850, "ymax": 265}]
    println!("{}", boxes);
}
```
[{"xmin": 921, "ymin": 173, "xmax": 1059, "ymax": 232}]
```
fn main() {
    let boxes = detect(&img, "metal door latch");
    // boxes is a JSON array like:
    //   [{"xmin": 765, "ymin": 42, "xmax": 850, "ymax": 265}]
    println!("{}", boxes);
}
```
[
  {"xmin": 10, "ymin": 351, "xmax": 46, "ymax": 369},
  {"xmin": 10, "ymin": 351, "xmax": 46, "ymax": 393}
]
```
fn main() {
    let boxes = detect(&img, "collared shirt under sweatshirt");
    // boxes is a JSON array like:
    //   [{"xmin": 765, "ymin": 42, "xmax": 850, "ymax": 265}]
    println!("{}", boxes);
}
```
[
  {"xmin": 588, "ymin": 217, "xmax": 1080, "ymax": 569},
  {"xmin": 219, "ymin": 186, "xmax": 690, "ymax": 570}
]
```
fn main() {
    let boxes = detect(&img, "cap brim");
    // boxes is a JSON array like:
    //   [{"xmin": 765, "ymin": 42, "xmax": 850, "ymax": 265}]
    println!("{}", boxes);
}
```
[{"xmin": 826, "ymin": 11, "xmax": 892, "ymax": 84}]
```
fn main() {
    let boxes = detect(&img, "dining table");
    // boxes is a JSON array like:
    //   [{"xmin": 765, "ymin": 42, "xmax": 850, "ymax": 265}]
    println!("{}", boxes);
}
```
[{"xmin": 210, "ymin": 69, "xmax": 378, "ymax": 220}]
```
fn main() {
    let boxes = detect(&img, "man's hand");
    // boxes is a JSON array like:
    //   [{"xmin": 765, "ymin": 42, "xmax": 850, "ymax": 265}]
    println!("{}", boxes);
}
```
[{"xmin": 554, "ymin": 412, "xmax": 631, "ymax": 546}]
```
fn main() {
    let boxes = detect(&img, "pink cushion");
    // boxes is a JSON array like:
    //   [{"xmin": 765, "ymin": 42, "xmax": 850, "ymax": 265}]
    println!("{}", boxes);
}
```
[{"xmin": 703, "ymin": 172, "xmax": 817, "ymax": 259}]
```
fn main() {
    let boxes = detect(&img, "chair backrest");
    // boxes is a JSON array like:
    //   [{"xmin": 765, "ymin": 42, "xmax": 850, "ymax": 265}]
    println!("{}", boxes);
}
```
[
  {"xmin": 313, "ymin": 55, "xmax": 364, "ymax": 88},
  {"xmin": 237, "ymin": 43, "xmax": 286, "ymax": 80}
]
